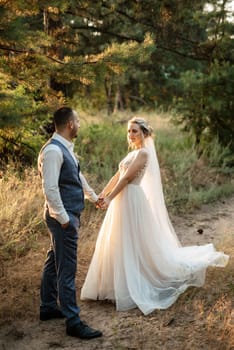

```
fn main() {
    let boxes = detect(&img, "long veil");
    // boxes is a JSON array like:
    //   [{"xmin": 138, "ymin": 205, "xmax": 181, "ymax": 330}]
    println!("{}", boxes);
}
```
[{"xmin": 141, "ymin": 136, "xmax": 181, "ymax": 248}]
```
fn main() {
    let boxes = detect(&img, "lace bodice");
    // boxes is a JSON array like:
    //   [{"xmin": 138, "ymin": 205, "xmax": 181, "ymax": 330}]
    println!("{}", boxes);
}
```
[{"xmin": 119, "ymin": 150, "xmax": 148, "ymax": 185}]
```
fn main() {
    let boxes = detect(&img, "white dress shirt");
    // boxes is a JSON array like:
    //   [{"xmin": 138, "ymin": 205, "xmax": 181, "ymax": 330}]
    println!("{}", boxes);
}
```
[{"xmin": 38, "ymin": 132, "xmax": 98, "ymax": 224}]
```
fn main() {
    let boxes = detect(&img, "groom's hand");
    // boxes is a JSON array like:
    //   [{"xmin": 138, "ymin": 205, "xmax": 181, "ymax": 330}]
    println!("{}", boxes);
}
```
[
  {"xmin": 61, "ymin": 221, "xmax": 70, "ymax": 229},
  {"xmin": 95, "ymin": 197, "xmax": 105, "ymax": 209}
]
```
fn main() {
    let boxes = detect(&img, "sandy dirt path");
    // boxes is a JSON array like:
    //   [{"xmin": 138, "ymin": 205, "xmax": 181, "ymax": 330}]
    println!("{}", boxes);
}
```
[{"xmin": 0, "ymin": 196, "xmax": 233, "ymax": 350}]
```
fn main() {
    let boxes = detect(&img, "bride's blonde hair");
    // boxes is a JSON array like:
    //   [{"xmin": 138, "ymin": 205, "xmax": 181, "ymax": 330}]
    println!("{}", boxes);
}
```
[
  {"xmin": 128, "ymin": 117, "xmax": 153, "ymax": 137},
  {"xmin": 127, "ymin": 117, "xmax": 154, "ymax": 149}
]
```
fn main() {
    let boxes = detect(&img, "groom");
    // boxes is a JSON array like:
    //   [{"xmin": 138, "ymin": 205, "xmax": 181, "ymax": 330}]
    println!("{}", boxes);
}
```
[{"xmin": 38, "ymin": 107, "xmax": 102, "ymax": 339}]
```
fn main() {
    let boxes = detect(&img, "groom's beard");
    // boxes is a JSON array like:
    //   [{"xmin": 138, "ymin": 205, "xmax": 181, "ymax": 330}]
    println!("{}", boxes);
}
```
[{"xmin": 70, "ymin": 129, "xmax": 79, "ymax": 139}]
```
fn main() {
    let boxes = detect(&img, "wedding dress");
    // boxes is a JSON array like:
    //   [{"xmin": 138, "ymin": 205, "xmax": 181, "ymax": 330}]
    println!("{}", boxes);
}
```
[{"xmin": 80, "ymin": 137, "xmax": 229, "ymax": 315}]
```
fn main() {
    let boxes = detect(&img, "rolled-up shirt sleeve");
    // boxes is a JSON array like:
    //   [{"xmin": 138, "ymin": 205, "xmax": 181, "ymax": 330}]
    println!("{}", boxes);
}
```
[
  {"xmin": 79, "ymin": 172, "xmax": 98, "ymax": 203},
  {"xmin": 40, "ymin": 146, "xmax": 69, "ymax": 225}
]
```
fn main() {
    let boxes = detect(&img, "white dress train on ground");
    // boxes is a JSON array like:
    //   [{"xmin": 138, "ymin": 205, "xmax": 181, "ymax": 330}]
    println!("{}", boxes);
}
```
[{"xmin": 80, "ymin": 139, "xmax": 229, "ymax": 315}]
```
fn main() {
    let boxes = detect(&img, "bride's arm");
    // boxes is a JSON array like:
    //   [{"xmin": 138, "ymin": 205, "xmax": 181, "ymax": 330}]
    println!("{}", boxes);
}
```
[
  {"xmin": 100, "ymin": 171, "xmax": 120, "ymax": 197},
  {"xmin": 105, "ymin": 149, "xmax": 148, "ymax": 205}
]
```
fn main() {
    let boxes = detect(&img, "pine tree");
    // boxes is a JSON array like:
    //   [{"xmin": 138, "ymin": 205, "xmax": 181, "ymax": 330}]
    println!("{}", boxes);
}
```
[{"xmin": 174, "ymin": 0, "xmax": 234, "ymax": 151}]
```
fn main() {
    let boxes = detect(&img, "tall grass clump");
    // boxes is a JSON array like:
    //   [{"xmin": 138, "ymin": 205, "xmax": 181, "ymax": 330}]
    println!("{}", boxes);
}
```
[
  {"xmin": 0, "ymin": 167, "xmax": 45, "ymax": 261},
  {"xmin": 150, "ymin": 115, "xmax": 234, "ymax": 212},
  {"xmin": 77, "ymin": 121, "xmax": 127, "ymax": 187},
  {"xmin": 202, "ymin": 136, "xmax": 234, "ymax": 170}
]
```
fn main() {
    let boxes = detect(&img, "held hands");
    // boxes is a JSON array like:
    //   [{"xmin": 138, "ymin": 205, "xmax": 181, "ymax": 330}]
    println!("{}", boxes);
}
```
[{"xmin": 95, "ymin": 195, "xmax": 110, "ymax": 210}]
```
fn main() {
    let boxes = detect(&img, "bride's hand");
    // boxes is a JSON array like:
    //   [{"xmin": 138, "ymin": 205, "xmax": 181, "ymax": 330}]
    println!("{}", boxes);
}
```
[
  {"xmin": 98, "ymin": 196, "xmax": 110, "ymax": 210},
  {"xmin": 95, "ymin": 195, "xmax": 110, "ymax": 210},
  {"xmin": 103, "ymin": 197, "xmax": 111, "ymax": 209}
]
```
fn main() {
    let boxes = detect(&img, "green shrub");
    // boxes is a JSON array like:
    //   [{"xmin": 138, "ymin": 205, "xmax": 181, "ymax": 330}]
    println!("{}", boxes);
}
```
[{"xmin": 76, "ymin": 122, "xmax": 127, "ymax": 183}]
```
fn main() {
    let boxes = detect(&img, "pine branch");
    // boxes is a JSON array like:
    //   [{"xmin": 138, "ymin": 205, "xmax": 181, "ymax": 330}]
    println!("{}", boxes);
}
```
[
  {"xmin": 0, "ymin": 41, "xmax": 210, "ymax": 64},
  {"xmin": 0, "ymin": 45, "xmax": 27, "ymax": 54},
  {"xmin": 0, "ymin": 45, "xmax": 65, "ymax": 64},
  {"xmin": 70, "ymin": 24, "xmax": 141, "ymax": 42},
  {"xmin": 0, "ymin": 134, "xmax": 35, "ymax": 152}
]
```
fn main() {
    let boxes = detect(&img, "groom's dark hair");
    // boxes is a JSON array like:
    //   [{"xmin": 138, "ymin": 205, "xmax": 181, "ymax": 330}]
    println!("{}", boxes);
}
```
[{"xmin": 53, "ymin": 107, "xmax": 75, "ymax": 129}]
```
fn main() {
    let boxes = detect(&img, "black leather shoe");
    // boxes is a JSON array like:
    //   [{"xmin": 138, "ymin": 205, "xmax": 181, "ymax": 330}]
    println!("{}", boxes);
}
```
[
  {"xmin": 40, "ymin": 309, "xmax": 65, "ymax": 321},
  {"xmin": 66, "ymin": 321, "xmax": 102, "ymax": 339}
]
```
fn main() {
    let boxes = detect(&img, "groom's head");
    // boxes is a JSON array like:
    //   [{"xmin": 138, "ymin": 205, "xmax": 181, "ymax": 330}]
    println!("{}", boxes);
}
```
[{"xmin": 53, "ymin": 107, "xmax": 80, "ymax": 140}]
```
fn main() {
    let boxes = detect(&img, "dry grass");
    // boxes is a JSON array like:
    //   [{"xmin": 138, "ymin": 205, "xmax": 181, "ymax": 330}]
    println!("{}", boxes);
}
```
[{"xmin": 0, "ymin": 168, "xmax": 46, "ymax": 262}]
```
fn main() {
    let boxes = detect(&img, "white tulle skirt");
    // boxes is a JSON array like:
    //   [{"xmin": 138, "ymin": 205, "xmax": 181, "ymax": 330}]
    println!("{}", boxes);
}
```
[{"xmin": 80, "ymin": 184, "xmax": 229, "ymax": 315}]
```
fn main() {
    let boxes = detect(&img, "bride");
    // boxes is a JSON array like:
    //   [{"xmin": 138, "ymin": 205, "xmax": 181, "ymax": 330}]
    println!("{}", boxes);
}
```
[{"xmin": 80, "ymin": 117, "xmax": 229, "ymax": 315}]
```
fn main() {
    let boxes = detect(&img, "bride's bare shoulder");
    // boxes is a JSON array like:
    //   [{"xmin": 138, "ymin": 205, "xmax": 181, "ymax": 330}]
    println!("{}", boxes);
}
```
[
  {"xmin": 136, "ymin": 148, "xmax": 149, "ymax": 164},
  {"xmin": 138, "ymin": 148, "xmax": 149, "ymax": 157}
]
